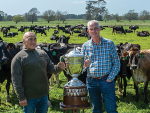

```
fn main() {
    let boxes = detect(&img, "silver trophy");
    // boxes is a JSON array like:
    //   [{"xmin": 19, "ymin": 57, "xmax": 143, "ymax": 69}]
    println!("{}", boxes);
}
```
[
  {"xmin": 60, "ymin": 46, "xmax": 88, "ymax": 87},
  {"xmin": 60, "ymin": 46, "xmax": 90, "ymax": 108}
]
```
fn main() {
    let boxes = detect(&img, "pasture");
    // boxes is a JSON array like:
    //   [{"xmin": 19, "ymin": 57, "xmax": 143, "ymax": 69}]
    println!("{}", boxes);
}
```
[{"xmin": 0, "ymin": 19, "xmax": 150, "ymax": 113}]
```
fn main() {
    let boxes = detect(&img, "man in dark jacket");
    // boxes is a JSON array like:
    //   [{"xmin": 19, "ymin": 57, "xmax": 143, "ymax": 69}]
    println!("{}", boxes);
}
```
[{"xmin": 11, "ymin": 32, "xmax": 66, "ymax": 113}]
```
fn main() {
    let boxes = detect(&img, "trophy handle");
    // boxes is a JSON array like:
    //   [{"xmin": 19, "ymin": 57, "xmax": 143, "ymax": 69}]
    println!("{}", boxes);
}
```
[
  {"xmin": 60, "ymin": 55, "xmax": 65, "ymax": 62},
  {"xmin": 60, "ymin": 56, "xmax": 71, "ymax": 75},
  {"xmin": 85, "ymin": 55, "xmax": 89, "ymax": 60}
]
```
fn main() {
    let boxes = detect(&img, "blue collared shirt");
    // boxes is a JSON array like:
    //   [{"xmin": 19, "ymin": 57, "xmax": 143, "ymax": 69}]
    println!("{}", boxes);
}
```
[{"xmin": 81, "ymin": 37, "xmax": 120, "ymax": 81}]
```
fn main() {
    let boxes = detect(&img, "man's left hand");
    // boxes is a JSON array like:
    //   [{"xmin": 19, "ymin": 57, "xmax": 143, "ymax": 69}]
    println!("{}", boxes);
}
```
[{"xmin": 106, "ymin": 79, "xmax": 111, "ymax": 82}]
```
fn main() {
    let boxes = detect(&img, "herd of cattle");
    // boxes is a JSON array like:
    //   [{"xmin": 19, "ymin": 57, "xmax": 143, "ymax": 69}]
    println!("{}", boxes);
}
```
[
  {"xmin": 0, "ymin": 24, "xmax": 150, "ymax": 106},
  {"xmin": 0, "ymin": 24, "xmax": 150, "ymax": 39},
  {"xmin": 112, "ymin": 25, "xmax": 150, "ymax": 36}
]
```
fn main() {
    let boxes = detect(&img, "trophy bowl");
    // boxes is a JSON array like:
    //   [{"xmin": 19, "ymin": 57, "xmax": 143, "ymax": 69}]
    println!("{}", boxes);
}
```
[{"xmin": 68, "ymin": 56, "xmax": 83, "ymax": 75}]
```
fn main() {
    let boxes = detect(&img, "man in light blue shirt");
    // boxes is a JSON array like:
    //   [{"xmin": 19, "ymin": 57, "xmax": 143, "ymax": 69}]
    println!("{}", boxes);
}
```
[{"xmin": 82, "ymin": 20, "xmax": 120, "ymax": 113}]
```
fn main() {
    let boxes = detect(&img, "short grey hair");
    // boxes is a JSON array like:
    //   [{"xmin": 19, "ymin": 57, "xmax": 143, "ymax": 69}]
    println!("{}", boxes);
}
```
[{"xmin": 87, "ymin": 20, "xmax": 100, "ymax": 28}]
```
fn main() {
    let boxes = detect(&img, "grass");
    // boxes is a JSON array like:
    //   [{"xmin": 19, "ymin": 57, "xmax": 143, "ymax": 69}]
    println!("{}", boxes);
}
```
[{"xmin": 0, "ymin": 19, "xmax": 150, "ymax": 113}]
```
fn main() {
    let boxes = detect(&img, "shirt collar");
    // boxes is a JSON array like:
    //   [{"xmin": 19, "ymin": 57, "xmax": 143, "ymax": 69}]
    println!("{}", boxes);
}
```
[
  {"xmin": 89, "ymin": 36, "xmax": 104, "ymax": 46},
  {"xmin": 23, "ymin": 45, "xmax": 35, "ymax": 52}
]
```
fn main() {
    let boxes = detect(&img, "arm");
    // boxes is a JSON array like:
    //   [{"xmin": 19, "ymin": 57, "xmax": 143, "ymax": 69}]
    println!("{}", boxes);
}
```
[
  {"xmin": 11, "ymin": 58, "xmax": 26, "ymax": 102},
  {"xmin": 45, "ymin": 53, "xmax": 64, "ymax": 74},
  {"xmin": 107, "ymin": 41, "xmax": 120, "ymax": 81},
  {"xmin": 81, "ymin": 44, "xmax": 91, "ymax": 68}
]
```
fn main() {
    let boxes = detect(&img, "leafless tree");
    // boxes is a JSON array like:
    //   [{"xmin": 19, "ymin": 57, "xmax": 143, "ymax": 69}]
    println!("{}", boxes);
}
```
[
  {"xmin": 85, "ymin": 0, "xmax": 106, "ymax": 20},
  {"xmin": 114, "ymin": 14, "xmax": 121, "ymax": 22},
  {"xmin": 55, "ymin": 10, "xmax": 67, "ymax": 23},
  {"xmin": 124, "ymin": 10, "xmax": 138, "ymax": 22},
  {"xmin": 103, "ymin": 9, "xmax": 111, "ymax": 21},
  {"xmin": 139, "ymin": 10, "xmax": 150, "ymax": 22},
  {"xmin": 55, "ymin": 10, "xmax": 61, "ymax": 21},
  {"xmin": 6, "ymin": 15, "xmax": 13, "ymax": 21},
  {"xmin": 42, "ymin": 10, "xmax": 55, "ymax": 23},
  {"xmin": 0, "ymin": 11, "xmax": 5, "ymax": 21},
  {"xmin": 26, "ymin": 8, "xmax": 40, "ymax": 23},
  {"xmin": 60, "ymin": 11, "xmax": 67, "ymax": 23},
  {"xmin": 85, "ymin": 1, "xmax": 93, "ymax": 20}
]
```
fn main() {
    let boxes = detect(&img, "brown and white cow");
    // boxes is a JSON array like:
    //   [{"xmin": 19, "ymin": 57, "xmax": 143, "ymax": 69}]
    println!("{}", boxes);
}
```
[
  {"xmin": 122, "ymin": 47, "xmax": 150, "ymax": 104},
  {"xmin": 115, "ymin": 42, "xmax": 140, "ymax": 97}
]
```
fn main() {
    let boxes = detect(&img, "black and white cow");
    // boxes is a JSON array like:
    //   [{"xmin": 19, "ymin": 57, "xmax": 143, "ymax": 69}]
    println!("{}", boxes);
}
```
[
  {"xmin": 129, "ymin": 25, "xmax": 139, "ymax": 32},
  {"xmin": 112, "ymin": 26, "xmax": 126, "ymax": 35},
  {"xmin": 124, "ymin": 29, "xmax": 133, "ymax": 33},
  {"xmin": 50, "ymin": 35, "xmax": 70, "ymax": 44},
  {"xmin": 56, "ymin": 25, "xmax": 65, "ymax": 31},
  {"xmin": 137, "ymin": 31, "xmax": 149, "ymax": 37},
  {"xmin": 4, "ymin": 32, "xmax": 18, "ymax": 37},
  {"xmin": 47, "ymin": 43, "xmax": 87, "ymax": 84},
  {"xmin": 57, "ymin": 35, "xmax": 70, "ymax": 44},
  {"xmin": 0, "ymin": 39, "xmax": 16, "ymax": 105},
  {"xmin": 53, "ymin": 30, "xmax": 59, "ymax": 35},
  {"xmin": 18, "ymin": 27, "xmax": 25, "ymax": 33},
  {"xmin": 34, "ymin": 28, "xmax": 47, "ymax": 36},
  {"xmin": 1, "ymin": 27, "xmax": 8, "ymax": 37},
  {"xmin": 50, "ymin": 35, "xmax": 59, "ymax": 41},
  {"xmin": 29, "ymin": 26, "xmax": 36, "ymax": 32}
]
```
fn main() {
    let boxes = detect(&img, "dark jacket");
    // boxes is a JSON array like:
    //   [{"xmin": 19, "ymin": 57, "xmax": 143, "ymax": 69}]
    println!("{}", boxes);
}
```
[{"xmin": 11, "ymin": 47, "xmax": 62, "ymax": 101}]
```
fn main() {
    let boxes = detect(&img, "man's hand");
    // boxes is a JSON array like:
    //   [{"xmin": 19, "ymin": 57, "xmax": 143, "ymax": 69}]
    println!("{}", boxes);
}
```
[
  {"xmin": 84, "ymin": 59, "xmax": 91, "ymax": 68},
  {"xmin": 106, "ymin": 79, "xmax": 111, "ymax": 82},
  {"xmin": 57, "ymin": 62, "xmax": 66, "ymax": 70},
  {"xmin": 19, "ymin": 99, "xmax": 27, "ymax": 106}
]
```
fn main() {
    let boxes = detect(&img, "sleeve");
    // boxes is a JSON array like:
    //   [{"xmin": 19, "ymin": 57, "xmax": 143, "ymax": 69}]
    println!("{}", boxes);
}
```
[
  {"xmin": 44, "ymin": 52, "xmax": 62, "ymax": 74},
  {"xmin": 107, "ymin": 41, "xmax": 120, "ymax": 81},
  {"xmin": 11, "ymin": 57, "xmax": 26, "ymax": 101},
  {"xmin": 81, "ymin": 43, "xmax": 86, "ymax": 56}
]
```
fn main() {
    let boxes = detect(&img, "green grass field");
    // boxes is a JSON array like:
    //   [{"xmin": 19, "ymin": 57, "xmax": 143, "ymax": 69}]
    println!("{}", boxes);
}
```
[{"xmin": 0, "ymin": 19, "xmax": 150, "ymax": 113}]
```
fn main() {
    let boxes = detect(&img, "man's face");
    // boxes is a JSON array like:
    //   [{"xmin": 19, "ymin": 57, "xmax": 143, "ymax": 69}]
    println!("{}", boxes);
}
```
[
  {"xmin": 88, "ymin": 22, "xmax": 100, "ymax": 38},
  {"xmin": 23, "ymin": 33, "xmax": 37, "ymax": 50}
]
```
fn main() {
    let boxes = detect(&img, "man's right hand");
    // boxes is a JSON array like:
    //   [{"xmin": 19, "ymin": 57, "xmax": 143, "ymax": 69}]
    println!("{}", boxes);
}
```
[
  {"xmin": 19, "ymin": 99, "xmax": 27, "ymax": 106},
  {"xmin": 84, "ymin": 59, "xmax": 91, "ymax": 68}
]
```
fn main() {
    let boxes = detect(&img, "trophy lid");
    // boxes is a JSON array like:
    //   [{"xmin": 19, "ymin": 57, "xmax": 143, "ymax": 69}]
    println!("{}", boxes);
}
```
[{"xmin": 65, "ymin": 46, "xmax": 84, "ymax": 57}]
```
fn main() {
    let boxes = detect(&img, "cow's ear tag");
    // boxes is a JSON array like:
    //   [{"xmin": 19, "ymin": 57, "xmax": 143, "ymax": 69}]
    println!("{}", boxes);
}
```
[
  {"xmin": 141, "ymin": 54, "xmax": 144, "ymax": 58},
  {"xmin": 52, "ymin": 51, "xmax": 56, "ymax": 56},
  {"xmin": 123, "ymin": 57, "xmax": 127, "ymax": 60}
]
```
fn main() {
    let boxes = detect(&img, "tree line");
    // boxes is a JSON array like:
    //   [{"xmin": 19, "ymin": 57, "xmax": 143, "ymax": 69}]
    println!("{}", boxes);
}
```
[{"xmin": 0, "ymin": 0, "xmax": 150, "ymax": 24}]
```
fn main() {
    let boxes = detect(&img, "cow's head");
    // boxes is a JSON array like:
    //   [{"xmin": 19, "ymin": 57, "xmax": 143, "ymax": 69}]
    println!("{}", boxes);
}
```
[
  {"xmin": 122, "ymin": 47, "xmax": 145, "ymax": 70},
  {"xmin": 0, "ymin": 40, "xmax": 11, "ymax": 69},
  {"xmin": 67, "ymin": 36, "xmax": 70, "ymax": 39}
]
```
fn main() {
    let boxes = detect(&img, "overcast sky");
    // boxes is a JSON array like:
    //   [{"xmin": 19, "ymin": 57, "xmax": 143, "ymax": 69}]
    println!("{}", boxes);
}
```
[{"xmin": 0, "ymin": 0, "xmax": 150, "ymax": 16}]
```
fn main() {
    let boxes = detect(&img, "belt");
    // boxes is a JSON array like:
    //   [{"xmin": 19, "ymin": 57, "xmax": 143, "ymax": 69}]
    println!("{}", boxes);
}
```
[{"xmin": 88, "ymin": 74, "xmax": 109, "ymax": 79}]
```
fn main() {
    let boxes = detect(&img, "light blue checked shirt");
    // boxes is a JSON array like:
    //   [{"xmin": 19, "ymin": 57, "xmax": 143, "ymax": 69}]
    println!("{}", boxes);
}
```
[{"xmin": 81, "ymin": 36, "xmax": 120, "ymax": 81}]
